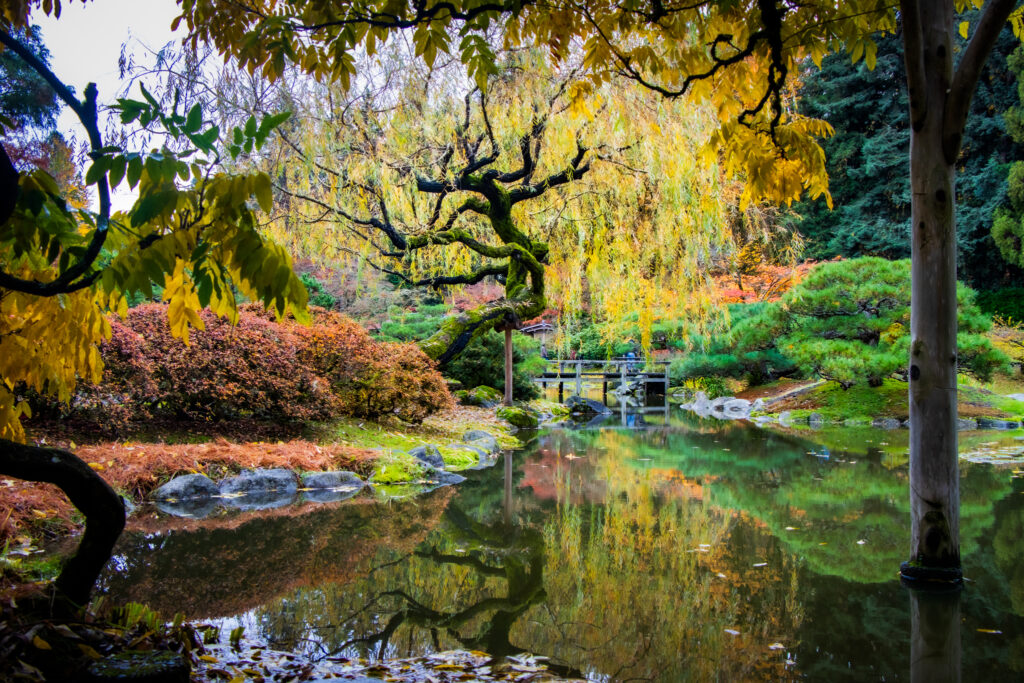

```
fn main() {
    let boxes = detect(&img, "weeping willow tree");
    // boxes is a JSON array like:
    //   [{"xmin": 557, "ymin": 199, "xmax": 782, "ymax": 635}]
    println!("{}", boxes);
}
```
[{"xmin": 261, "ymin": 46, "xmax": 735, "ymax": 365}]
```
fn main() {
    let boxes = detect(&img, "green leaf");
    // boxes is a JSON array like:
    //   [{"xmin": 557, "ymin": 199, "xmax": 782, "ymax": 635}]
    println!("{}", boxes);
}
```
[
  {"xmin": 185, "ymin": 103, "xmax": 203, "ymax": 134},
  {"xmin": 107, "ymin": 157, "xmax": 128, "ymax": 189}
]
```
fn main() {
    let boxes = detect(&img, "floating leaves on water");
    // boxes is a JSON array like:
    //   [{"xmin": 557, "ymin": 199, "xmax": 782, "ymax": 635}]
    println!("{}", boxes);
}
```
[{"xmin": 977, "ymin": 629, "xmax": 1003, "ymax": 634}]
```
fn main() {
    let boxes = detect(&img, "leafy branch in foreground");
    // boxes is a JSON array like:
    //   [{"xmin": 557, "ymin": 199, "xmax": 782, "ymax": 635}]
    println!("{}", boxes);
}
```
[{"xmin": 0, "ymin": 21, "xmax": 304, "ymax": 607}]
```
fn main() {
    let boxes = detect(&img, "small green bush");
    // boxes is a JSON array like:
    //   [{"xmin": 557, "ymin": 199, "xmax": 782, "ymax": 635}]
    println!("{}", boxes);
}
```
[
  {"xmin": 443, "ymin": 331, "xmax": 543, "ymax": 400},
  {"xmin": 976, "ymin": 288, "xmax": 1024, "ymax": 323}
]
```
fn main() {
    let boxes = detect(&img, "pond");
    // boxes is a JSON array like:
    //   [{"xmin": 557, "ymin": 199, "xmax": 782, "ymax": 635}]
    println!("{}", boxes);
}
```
[{"xmin": 98, "ymin": 411, "xmax": 1024, "ymax": 681}]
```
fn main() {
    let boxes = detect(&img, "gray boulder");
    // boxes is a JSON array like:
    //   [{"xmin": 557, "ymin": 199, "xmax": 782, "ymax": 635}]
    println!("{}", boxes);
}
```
[
  {"xmin": 778, "ymin": 411, "xmax": 794, "ymax": 426},
  {"xmin": 462, "ymin": 430, "xmax": 499, "ymax": 453},
  {"xmin": 423, "ymin": 467, "xmax": 467, "ymax": 487},
  {"xmin": 151, "ymin": 473, "xmax": 219, "ymax": 501},
  {"xmin": 409, "ymin": 444, "xmax": 445, "ymax": 469},
  {"xmin": 808, "ymin": 413, "xmax": 825, "ymax": 428},
  {"xmin": 871, "ymin": 417, "xmax": 902, "ymax": 430},
  {"xmin": 219, "ymin": 468, "xmax": 298, "ymax": 496},
  {"xmin": 957, "ymin": 418, "xmax": 979, "ymax": 431},
  {"xmin": 708, "ymin": 396, "xmax": 732, "ymax": 410},
  {"xmin": 566, "ymin": 395, "xmax": 611, "ymax": 415},
  {"xmin": 301, "ymin": 471, "xmax": 365, "ymax": 490},
  {"xmin": 976, "ymin": 417, "xmax": 1021, "ymax": 430},
  {"xmin": 721, "ymin": 398, "xmax": 753, "ymax": 420},
  {"xmin": 751, "ymin": 398, "xmax": 766, "ymax": 412}
]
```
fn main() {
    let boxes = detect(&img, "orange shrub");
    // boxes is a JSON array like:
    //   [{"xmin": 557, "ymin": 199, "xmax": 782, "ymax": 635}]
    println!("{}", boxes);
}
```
[{"xmin": 55, "ymin": 304, "xmax": 452, "ymax": 428}]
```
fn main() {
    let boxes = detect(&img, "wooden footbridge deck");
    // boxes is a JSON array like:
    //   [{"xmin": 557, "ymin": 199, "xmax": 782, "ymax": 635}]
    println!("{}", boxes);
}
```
[{"xmin": 536, "ymin": 359, "xmax": 670, "ymax": 399}]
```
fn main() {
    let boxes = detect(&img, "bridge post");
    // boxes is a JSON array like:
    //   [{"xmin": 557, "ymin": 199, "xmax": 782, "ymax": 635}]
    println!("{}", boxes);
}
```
[{"xmin": 575, "ymin": 362, "xmax": 582, "ymax": 396}]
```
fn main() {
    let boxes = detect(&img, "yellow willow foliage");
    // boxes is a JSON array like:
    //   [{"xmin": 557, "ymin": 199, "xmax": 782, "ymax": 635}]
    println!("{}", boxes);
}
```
[
  {"xmin": 0, "ymin": 265, "xmax": 110, "ymax": 442},
  {"xmin": 264, "ymin": 52, "xmax": 733, "ymax": 344}
]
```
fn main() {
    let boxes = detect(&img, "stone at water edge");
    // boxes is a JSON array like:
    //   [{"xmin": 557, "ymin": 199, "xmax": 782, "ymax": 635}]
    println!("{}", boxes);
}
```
[
  {"xmin": 150, "ymin": 473, "xmax": 218, "ymax": 501},
  {"xmin": 958, "ymin": 418, "xmax": 979, "ymax": 431},
  {"xmin": 496, "ymin": 406, "xmax": 540, "ymax": 428},
  {"xmin": 565, "ymin": 395, "xmax": 612, "ymax": 415},
  {"xmin": 408, "ymin": 444, "xmax": 446, "ymax": 469},
  {"xmin": 808, "ymin": 413, "xmax": 825, "ymax": 428},
  {"xmin": 301, "ymin": 471, "xmax": 365, "ymax": 490},
  {"xmin": 751, "ymin": 398, "xmax": 766, "ymax": 412},
  {"xmin": 720, "ymin": 399, "xmax": 753, "ymax": 420},
  {"xmin": 219, "ymin": 468, "xmax": 299, "ymax": 495},
  {"xmin": 778, "ymin": 411, "xmax": 794, "ymax": 426},
  {"xmin": 871, "ymin": 417, "xmax": 902, "ymax": 430},
  {"xmin": 976, "ymin": 417, "xmax": 1022, "ymax": 430},
  {"xmin": 424, "ymin": 467, "xmax": 467, "ymax": 486},
  {"xmin": 462, "ymin": 430, "xmax": 499, "ymax": 453}
]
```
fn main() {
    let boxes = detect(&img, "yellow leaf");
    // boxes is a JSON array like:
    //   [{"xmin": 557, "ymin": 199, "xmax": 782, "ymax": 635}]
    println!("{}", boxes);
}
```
[
  {"xmin": 78, "ymin": 644, "xmax": 103, "ymax": 660},
  {"xmin": 199, "ymin": 655, "xmax": 219, "ymax": 663},
  {"xmin": 32, "ymin": 636, "xmax": 52, "ymax": 650},
  {"xmin": 959, "ymin": 21, "xmax": 969, "ymax": 39}
]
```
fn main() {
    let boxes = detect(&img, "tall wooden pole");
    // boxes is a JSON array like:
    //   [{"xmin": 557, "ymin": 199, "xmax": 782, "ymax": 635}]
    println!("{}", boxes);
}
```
[{"xmin": 504, "ymin": 327, "xmax": 514, "ymax": 407}]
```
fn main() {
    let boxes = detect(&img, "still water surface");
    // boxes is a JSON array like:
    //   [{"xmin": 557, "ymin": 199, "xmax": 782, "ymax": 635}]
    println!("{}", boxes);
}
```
[{"xmin": 99, "ymin": 413, "xmax": 1024, "ymax": 680}]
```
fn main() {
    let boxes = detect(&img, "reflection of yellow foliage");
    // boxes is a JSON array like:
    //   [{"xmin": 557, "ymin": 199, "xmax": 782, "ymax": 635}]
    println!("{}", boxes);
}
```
[{"xmin": 514, "ymin": 452, "xmax": 802, "ymax": 680}]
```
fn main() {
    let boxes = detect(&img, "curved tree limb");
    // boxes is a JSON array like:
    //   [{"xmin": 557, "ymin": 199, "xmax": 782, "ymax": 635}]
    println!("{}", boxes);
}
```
[{"xmin": 0, "ymin": 439, "xmax": 126, "ymax": 609}]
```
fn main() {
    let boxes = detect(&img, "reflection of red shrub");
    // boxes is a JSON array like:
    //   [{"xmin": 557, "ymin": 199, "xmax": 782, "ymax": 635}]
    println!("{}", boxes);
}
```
[{"xmin": 66, "ymin": 304, "xmax": 452, "ymax": 427}]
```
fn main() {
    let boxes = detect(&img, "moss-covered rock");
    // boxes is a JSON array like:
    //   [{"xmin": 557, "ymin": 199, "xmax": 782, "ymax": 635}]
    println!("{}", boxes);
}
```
[
  {"xmin": 461, "ymin": 385, "xmax": 504, "ymax": 408},
  {"xmin": 497, "ymin": 406, "xmax": 540, "ymax": 429}
]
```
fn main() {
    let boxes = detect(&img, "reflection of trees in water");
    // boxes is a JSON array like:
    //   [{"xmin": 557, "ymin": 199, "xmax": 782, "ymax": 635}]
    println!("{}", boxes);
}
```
[
  {"xmin": 247, "ymin": 449, "xmax": 804, "ymax": 680},
  {"xmin": 522, "ymin": 457, "xmax": 802, "ymax": 681},
  {"xmin": 576, "ymin": 424, "xmax": 1011, "ymax": 584}
]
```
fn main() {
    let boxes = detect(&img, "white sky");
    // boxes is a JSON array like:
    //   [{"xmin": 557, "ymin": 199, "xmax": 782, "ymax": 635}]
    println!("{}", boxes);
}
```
[
  {"xmin": 34, "ymin": 0, "xmax": 182, "ymax": 208},
  {"xmin": 37, "ymin": 0, "xmax": 182, "ymax": 122}
]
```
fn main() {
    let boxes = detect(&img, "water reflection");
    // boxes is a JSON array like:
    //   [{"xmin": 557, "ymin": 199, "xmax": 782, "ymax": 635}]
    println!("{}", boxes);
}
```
[{"xmin": 99, "ymin": 417, "xmax": 1024, "ymax": 680}]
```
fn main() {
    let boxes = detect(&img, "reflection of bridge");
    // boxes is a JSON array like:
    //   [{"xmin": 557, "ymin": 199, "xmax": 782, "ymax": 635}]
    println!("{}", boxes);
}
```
[
  {"xmin": 536, "ymin": 360, "xmax": 670, "ymax": 399},
  {"xmin": 567, "ymin": 403, "xmax": 671, "ymax": 429}
]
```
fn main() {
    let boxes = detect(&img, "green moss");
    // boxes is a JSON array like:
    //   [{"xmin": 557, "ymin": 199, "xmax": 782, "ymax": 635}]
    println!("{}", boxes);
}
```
[
  {"xmin": 372, "ymin": 452, "xmax": 426, "ymax": 484},
  {"xmin": 437, "ymin": 446, "xmax": 478, "ymax": 468},
  {"xmin": 497, "ymin": 406, "xmax": 540, "ymax": 428}
]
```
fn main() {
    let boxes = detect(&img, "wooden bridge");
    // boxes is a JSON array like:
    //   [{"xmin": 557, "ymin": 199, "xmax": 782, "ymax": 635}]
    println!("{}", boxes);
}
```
[{"xmin": 536, "ymin": 359, "xmax": 670, "ymax": 400}]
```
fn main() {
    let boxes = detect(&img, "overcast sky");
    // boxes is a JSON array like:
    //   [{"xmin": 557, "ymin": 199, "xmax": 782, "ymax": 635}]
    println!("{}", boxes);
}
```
[
  {"xmin": 36, "ymin": 0, "xmax": 182, "ymax": 135},
  {"xmin": 33, "ymin": 1, "xmax": 182, "ymax": 208}
]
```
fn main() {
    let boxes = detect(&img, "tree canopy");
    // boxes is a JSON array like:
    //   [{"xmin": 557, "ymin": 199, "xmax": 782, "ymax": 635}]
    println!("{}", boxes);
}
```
[{"xmin": 0, "ymin": 12, "xmax": 308, "ymax": 604}]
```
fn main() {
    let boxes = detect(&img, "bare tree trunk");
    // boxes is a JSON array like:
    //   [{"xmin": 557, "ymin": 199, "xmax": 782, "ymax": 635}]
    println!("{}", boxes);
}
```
[
  {"xmin": 905, "ymin": 1, "xmax": 960, "ymax": 576},
  {"xmin": 900, "ymin": 0, "xmax": 1017, "ymax": 581},
  {"xmin": 0, "ymin": 439, "xmax": 126, "ymax": 608},
  {"xmin": 503, "ymin": 328, "xmax": 514, "ymax": 406}
]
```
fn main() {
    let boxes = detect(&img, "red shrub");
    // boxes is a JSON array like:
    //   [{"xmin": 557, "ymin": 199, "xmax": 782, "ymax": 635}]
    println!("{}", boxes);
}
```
[{"xmin": 57, "ymin": 304, "xmax": 452, "ymax": 428}]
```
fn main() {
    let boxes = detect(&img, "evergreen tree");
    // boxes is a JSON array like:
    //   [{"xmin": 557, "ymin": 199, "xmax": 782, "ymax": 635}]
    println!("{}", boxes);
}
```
[{"xmin": 791, "ymin": 24, "xmax": 1023, "ymax": 290}]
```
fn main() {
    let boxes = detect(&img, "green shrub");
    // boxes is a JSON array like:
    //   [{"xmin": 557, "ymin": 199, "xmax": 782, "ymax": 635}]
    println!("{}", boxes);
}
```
[
  {"xmin": 299, "ymin": 272, "xmax": 337, "ymax": 310},
  {"xmin": 976, "ymin": 288, "xmax": 1024, "ymax": 323},
  {"xmin": 444, "ymin": 331, "xmax": 544, "ymax": 399},
  {"xmin": 676, "ymin": 258, "xmax": 1010, "ymax": 389}
]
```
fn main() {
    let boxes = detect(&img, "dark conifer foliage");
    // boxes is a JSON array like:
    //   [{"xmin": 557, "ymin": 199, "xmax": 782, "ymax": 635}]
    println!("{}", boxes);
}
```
[{"xmin": 791, "ymin": 24, "xmax": 1024, "ymax": 290}]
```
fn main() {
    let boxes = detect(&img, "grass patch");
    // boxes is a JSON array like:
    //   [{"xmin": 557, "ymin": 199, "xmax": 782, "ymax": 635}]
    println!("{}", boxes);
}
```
[{"xmin": 767, "ymin": 379, "xmax": 1024, "ymax": 422}]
